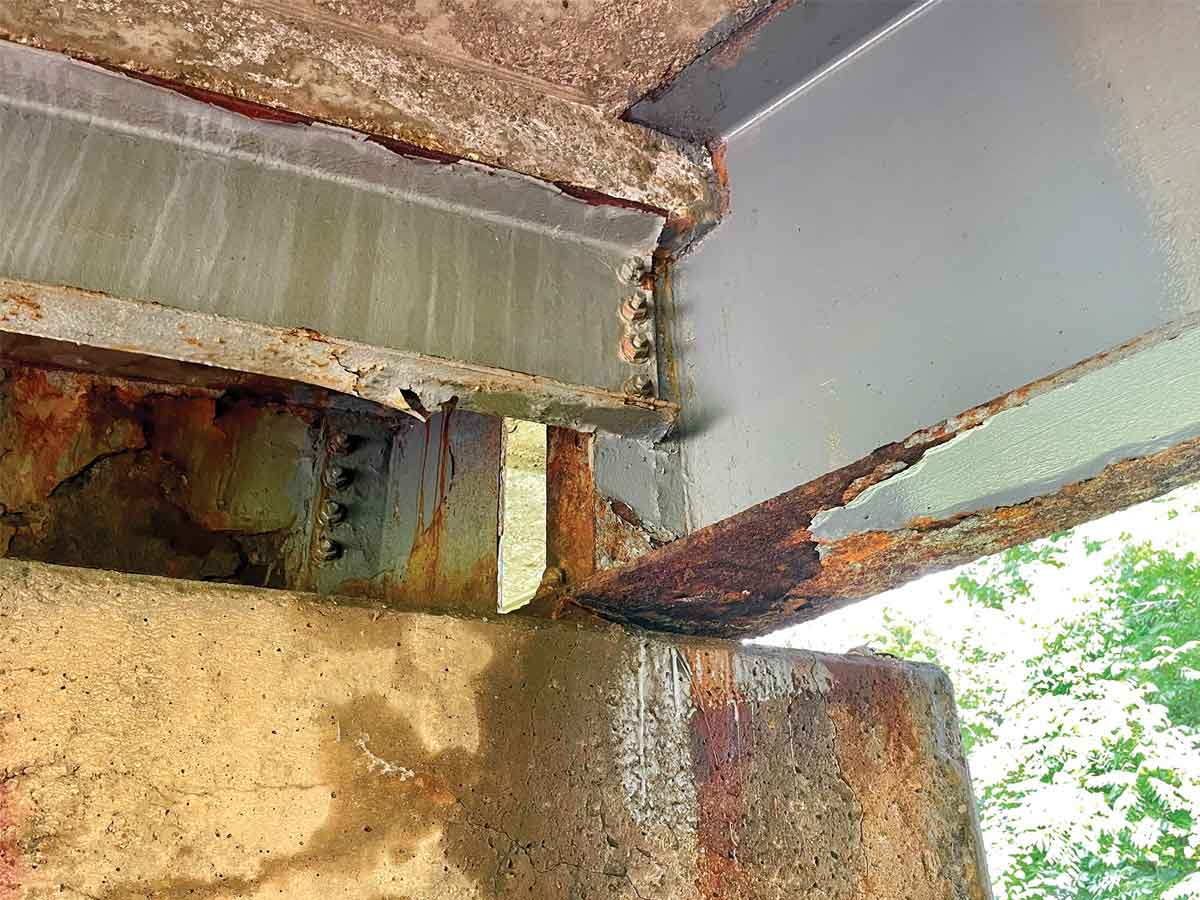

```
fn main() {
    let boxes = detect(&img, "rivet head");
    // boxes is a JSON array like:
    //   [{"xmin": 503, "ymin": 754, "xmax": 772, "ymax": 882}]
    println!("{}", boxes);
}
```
[
  {"xmin": 325, "ymin": 465, "xmax": 353, "ymax": 489},
  {"xmin": 320, "ymin": 499, "xmax": 346, "ymax": 526},
  {"xmin": 317, "ymin": 537, "xmax": 342, "ymax": 562},
  {"xmin": 619, "ymin": 258, "xmax": 647, "ymax": 283},
  {"xmin": 620, "ymin": 331, "xmax": 653, "ymax": 363},
  {"xmin": 620, "ymin": 290, "xmax": 652, "ymax": 323},
  {"xmin": 328, "ymin": 432, "xmax": 358, "ymax": 455},
  {"xmin": 623, "ymin": 374, "xmax": 655, "ymax": 398}
]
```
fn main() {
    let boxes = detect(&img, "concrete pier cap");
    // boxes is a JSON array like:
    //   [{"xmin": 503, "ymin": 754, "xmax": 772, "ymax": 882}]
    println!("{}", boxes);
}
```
[{"xmin": 0, "ymin": 559, "xmax": 990, "ymax": 898}]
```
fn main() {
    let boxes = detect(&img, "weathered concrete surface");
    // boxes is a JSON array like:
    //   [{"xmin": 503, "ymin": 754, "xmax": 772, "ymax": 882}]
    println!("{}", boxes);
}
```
[
  {"xmin": 573, "ymin": 316, "xmax": 1200, "ymax": 637},
  {"xmin": 0, "ymin": 560, "xmax": 990, "ymax": 899},
  {"xmin": 0, "ymin": 0, "xmax": 723, "ymax": 216}
]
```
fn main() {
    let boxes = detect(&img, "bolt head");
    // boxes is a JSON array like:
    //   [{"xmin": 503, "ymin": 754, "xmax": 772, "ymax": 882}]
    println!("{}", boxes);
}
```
[
  {"xmin": 328, "ymin": 432, "xmax": 358, "ymax": 455},
  {"xmin": 620, "ymin": 290, "xmax": 652, "ymax": 323},
  {"xmin": 325, "ymin": 465, "xmax": 353, "ymax": 489},
  {"xmin": 620, "ymin": 330, "xmax": 654, "ymax": 363},
  {"xmin": 619, "ymin": 258, "xmax": 647, "ymax": 283},
  {"xmin": 623, "ymin": 374, "xmax": 655, "ymax": 398},
  {"xmin": 317, "ymin": 537, "xmax": 342, "ymax": 562},
  {"xmin": 320, "ymin": 499, "xmax": 346, "ymax": 526}
]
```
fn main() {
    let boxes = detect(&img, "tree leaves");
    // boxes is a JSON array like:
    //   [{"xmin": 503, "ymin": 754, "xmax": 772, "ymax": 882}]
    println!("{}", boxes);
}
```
[{"xmin": 873, "ymin": 529, "xmax": 1200, "ymax": 899}]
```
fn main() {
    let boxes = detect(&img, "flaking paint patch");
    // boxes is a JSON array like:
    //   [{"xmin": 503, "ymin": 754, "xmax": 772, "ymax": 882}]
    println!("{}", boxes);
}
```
[{"xmin": 812, "ymin": 323, "xmax": 1200, "ymax": 542}]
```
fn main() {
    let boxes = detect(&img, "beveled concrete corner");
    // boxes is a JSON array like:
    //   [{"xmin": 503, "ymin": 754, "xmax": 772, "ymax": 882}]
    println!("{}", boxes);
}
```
[{"xmin": 0, "ymin": 559, "xmax": 990, "ymax": 899}]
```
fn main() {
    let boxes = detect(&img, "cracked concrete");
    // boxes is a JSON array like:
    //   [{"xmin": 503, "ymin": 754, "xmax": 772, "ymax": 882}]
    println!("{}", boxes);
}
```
[{"xmin": 0, "ymin": 560, "xmax": 991, "ymax": 898}]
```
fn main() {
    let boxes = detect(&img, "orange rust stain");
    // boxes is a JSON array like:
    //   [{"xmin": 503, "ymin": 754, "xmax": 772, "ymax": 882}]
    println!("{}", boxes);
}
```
[
  {"xmin": 708, "ymin": 141, "xmax": 732, "ymax": 217},
  {"xmin": 0, "ymin": 292, "xmax": 41, "ymax": 321},
  {"xmin": 3, "ymin": 368, "xmax": 145, "ymax": 505},
  {"xmin": 823, "ymin": 659, "xmax": 926, "ymax": 897},
  {"xmin": 546, "ymin": 427, "xmax": 596, "ymax": 583},
  {"xmin": 824, "ymin": 530, "xmax": 900, "ymax": 567},
  {"xmin": 687, "ymin": 647, "xmax": 752, "ymax": 900},
  {"xmin": 0, "ymin": 783, "xmax": 27, "ymax": 900},
  {"xmin": 339, "ymin": 406, "xmax": 497, "ymax": 613},
  {"xmin": 146, "ymin": 396, "xmax": 285, "ymax": 532}
]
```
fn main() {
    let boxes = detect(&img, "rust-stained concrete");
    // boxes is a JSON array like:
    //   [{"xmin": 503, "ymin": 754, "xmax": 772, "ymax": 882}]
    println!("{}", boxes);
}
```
[
  {"xmin": 0, "ymin": 559, "xmax": 990, "ymax": 899},
  {"xmin": 0, "ymin": 0, "xmax": 731, "ymax": 216}
]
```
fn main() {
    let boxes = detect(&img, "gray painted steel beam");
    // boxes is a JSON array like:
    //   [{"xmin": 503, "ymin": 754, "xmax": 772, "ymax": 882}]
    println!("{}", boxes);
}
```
[
  {"xmin": 666, "ymin": 0, "xmax": 1200, "ymax": 530},
  {"xmin": 573, "ymin": 0, "xmax": 1200, "ymax": 634},
  {"xmin": 0, "ymin": 42, "xmax": 674, "ymax": 438},
  {"xmin": 627, "ymin": 0, "xmax": 919, "ymax": 142}
]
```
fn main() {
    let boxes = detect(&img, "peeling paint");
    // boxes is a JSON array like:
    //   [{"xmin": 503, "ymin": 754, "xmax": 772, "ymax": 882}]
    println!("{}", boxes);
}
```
[{"xmin": 812, "ymin": 323, "xmax": 1200, "ymax": 541}]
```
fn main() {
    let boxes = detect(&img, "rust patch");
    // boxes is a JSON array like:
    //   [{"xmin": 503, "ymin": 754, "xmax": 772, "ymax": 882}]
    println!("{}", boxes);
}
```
[
  {"xmin": 95, "ymin": 63, "xmax": 314, "ymax": 125},
  {"xmin": 552, "ymin": 182, "xmax": 667, "ymax": 217},
  {"xmin": 0, "ymin": 292, "xmax": 39, "ymax": 322},
  {"xmin": 687, "ymin": 647, "xmax": 752, "ymax": 899},
  {"xmin": 334, "ymin": 406, "xmax": 502, "ymax": 615},
  {"xmin": 595, "ymin": 496, "xmax": 668, "ymax": 572},
  {"xmin": 822, "ymin": 657, "xmax": 954, "ymax": 898},
  {"xmin": 0, "ymin": 363, "xmax": 306, "ymax": 587},
  {"xmin": 707, "ymin": 141, "xmax": 732, "ymax": 218}
]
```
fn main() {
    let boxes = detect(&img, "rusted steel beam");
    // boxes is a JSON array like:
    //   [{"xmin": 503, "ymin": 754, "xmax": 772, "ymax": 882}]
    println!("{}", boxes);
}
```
[
  {"xmin": 0, "ymin": 357, "xmax": 505, "ymax": 613},
  {"xmin": 0, "ymin": 280, "xmax": 678, "ymax": 441},
  {"xmin": 572, "ymin": 316, "xmax": 1200, "ymax": 637}
]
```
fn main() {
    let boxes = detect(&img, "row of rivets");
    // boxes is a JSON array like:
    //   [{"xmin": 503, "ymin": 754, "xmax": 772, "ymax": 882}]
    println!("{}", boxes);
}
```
[
  {"xmin": 316, "ymin": 430, "xmax": 359, "ymax": 564},
  {"xmin": 619, "ymin": 259, "xmax": 657, "ymax": 399}
]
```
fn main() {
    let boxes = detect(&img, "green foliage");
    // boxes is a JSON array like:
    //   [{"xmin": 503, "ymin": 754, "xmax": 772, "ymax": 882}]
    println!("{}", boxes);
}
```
[
  {"xmin": 951, "ymin": 540, "xmax": 1067, "ymax": 610},
  {"xmin": 873, "ymin": 531, "xmax": 1200, "ymax": 899}
]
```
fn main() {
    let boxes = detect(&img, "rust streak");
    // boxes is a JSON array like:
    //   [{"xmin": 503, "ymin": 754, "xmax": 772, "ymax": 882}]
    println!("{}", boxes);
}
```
[
  {"xmin": 0, "ymin": 782, "xmax": 26, "ymax": 900},
  {"xmin": 545, "ymin": 427, "xmax": 596, "ymax": 584},
  {"xmin": 688, "ymin": 647, "xmax": 751, "ymax": 900}
]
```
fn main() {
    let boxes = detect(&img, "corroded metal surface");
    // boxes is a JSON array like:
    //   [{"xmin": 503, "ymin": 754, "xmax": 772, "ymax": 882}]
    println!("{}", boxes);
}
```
[
  {"xmin": 0, "ymin": 559, "xmax": 991, "ymax": 898},
  {"xmin": 664, "ymin": 0, "xmax": 1200, "ymax": 530},
  {"xmin": 0, "ymin": 0, "xmax": 724, "ymax": 216},
  {"xmin": 545, "ymin": 426, "xmax": 596, "ymax": 585},
  {"xmin": 0, "ymin": 279, "xmax": 679, "ymax": 441},
  {"xmin": 0, "ymin": 360, "xmax": 502, "ymax": 611},
  {"xmin": 572, "ymin": 317, "xmax": 1200, "ymax": 637}
]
